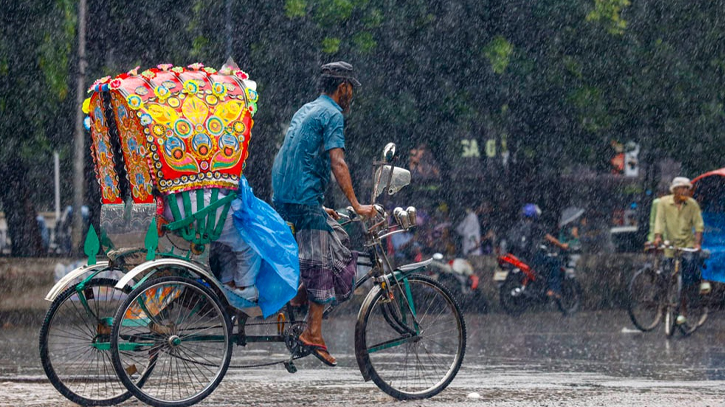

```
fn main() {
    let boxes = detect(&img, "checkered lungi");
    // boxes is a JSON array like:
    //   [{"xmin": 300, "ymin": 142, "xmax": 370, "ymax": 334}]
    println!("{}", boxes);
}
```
[{"xmin": 274, "ymin": 202, "xmax": 357, "ymax": 304}]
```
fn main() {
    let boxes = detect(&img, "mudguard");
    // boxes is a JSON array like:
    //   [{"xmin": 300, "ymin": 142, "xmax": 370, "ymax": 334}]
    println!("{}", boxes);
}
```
[
  {"xmin": 44, "ymin": 261, "xmax": 110, "ymax": 302},
  {"xmin": 114, "ymin": 258, "xmax": 222, "ymax": 292},
  {"xmin": 396, "ymin": 258, "xmax": 432, "ymax": 273}
]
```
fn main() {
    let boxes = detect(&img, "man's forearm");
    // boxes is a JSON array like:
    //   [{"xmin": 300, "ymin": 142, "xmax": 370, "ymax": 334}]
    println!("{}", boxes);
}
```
[
  {"xmin": 695, "ymin": 232, "xmax": 703, "ymax": 246},
  {"xmin": 331, "ymin": 160, "xmax": 360, "ymax": 208}
]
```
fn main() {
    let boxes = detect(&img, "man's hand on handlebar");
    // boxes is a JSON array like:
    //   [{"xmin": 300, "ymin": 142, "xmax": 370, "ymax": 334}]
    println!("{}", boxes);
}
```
[
  {"xmin": 324, "ymin": 207, "xmax": 341, "ymax": 220},
  {"xmin": 353, "ymin": 204, "xmax": 377, "ymax": 218}
]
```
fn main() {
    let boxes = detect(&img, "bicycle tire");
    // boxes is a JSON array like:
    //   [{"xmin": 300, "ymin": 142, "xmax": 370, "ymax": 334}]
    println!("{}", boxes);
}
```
[
  {"xmin": 499, "ymin": 272, "xmax": 528, "ymax": 317},
  {"xmin": 678, "ymin": 282, "xmax": 709, "ymax": 337},
  {"xmin": 110, "ymin": 276, "xmax": 232, "ymax": 407},
  {"xmin": 626, "ymin": 267, "xmax": 664, "ymax": 332},
  {"xmin": 664, "ymin": 273, "xmax": 678, "ymax": 338},
  {"xmin": 557, "ymin": 277, "xmax": 582, "ymax": 316},
  {"xmin": 39, "ymin": 278, "xmax": 135, "ymax": 406},
  {"xmin": 355, "ymin": 274, "xmax": 466, "ymax": 400}
]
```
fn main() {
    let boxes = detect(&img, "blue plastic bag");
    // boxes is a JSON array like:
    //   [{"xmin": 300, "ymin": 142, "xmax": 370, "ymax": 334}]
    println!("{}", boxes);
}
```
[
  {"xmin": 229, "ymin": 176, "xmax": 300, "ymax": 318},
  {"xmin": 702, "ymin": 212, "xmax": 725, "ymax": 283}
]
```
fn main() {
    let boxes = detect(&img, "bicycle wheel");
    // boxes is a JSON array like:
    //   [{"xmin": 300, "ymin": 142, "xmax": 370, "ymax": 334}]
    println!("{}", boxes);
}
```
[
  {"xmin": 627, "ymin": 268, "xmax": 663, "ymax": 331},
  {"xmin": 39, "ymin": 278, "xmax": 133, "ymax": 406},
  {"xmin": 678, "ymin": 283, "xmax": 709, "ymax": 336},
  {"xmin": 664, "ymin": 273, "xmax": 678, "ymax": 338},
  {"xmin": 111, "ymin": 276, "xmax": 232, "ymax": 407},
  {"xmin": 355, "ymin": 274, "xmax": 466, "ymax": 400},
  {"xmin": 557, "ymin": 277, "xmax": 582, "ymax": 316},
  {"xmin": 499, "ymin": 272, "xmax": 528, "ymax": 316}
]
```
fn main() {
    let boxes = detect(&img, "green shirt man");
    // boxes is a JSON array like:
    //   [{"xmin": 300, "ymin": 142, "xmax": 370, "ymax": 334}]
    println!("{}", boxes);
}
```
[
  {"xmin": 653, "ymin": 178, "xmax": 704, "ymax": 257},
  {"xmin": 647, "ymin": 197, "xmax": 661, "ymax": 243}
]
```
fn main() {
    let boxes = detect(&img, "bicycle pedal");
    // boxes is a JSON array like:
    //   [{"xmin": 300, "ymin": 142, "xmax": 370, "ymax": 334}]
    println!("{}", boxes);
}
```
[{"xmin": 283, "ymin": 361, "xmax": 297, "ymax": 374}]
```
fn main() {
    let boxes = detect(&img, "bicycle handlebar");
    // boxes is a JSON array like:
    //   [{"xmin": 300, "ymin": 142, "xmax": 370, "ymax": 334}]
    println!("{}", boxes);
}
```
[{"xmin": 644, "ymin": 243, "xmax": 700, "ymax": 253}]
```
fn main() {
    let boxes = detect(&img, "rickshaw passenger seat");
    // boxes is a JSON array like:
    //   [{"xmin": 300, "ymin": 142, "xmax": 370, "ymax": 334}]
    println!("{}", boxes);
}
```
[{"xmin": 163, "ymin": 188, "xmax": 237, "ymax": 245}]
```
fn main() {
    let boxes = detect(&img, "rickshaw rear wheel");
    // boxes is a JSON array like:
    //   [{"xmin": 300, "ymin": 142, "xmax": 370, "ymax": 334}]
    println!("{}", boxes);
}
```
[
  {"xmin": 39, "ymin": 278, "xmax": 136, "ymax": 406},
  {"xmin": 110, "ymin": 276, "xmax": 232, "ymax": 407}
]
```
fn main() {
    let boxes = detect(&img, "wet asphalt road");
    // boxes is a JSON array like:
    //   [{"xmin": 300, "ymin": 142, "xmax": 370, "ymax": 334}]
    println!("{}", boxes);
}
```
[{"xmin": 2, "ymin": 309, "xmax": 725, "ymax": 406}]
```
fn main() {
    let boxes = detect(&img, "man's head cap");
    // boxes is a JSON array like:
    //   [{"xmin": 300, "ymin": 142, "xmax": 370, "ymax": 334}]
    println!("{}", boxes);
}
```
[
  {"xmin": 320, "ymin": 61, "xmax": 361, "ymax": 87},
  {"xmin": 522, "ymin": 203, "xmax": 542, "ymax": 219},
  {"xmin": 670, "ymin": 177, "xmax": 692, "ymax": 192}
]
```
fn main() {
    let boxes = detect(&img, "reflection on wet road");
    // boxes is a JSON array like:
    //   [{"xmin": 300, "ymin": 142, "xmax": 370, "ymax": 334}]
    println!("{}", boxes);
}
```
[{"xmin": 2, "ymin": 310, "xmax": 725, "ymax": 406}]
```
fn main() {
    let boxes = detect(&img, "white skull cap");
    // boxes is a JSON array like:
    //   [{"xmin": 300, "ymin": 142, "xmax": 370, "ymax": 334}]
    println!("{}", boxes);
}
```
[{"xmin": 670, "ymin": 176, "xmax": 692, "ymax": 192}]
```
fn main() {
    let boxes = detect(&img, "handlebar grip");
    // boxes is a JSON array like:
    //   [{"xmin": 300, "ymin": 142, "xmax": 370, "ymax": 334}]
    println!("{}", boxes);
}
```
[{"xmin": 346, "ymin": 206, "xmax": 358, "ymax": 219}]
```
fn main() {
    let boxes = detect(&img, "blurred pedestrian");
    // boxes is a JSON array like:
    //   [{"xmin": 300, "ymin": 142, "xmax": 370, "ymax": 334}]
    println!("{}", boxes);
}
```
[
  {"xmin": 409, "ymin": 144, "xmax": 441, "ymax": 181},
  {"xmin": 647, "ymin": 186, "xmax": 669, "ymax": 243},
  {"xmin": 456, "ymin": 206, "xmax": 482, "ymax": 256},
  {"xmin": 477, "ymin": 201, "xmax": 498, "ymax": 254}
]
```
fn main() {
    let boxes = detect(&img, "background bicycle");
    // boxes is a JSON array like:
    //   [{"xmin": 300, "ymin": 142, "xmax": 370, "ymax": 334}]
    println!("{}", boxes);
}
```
[{"xmin": 627, "ymin": 243, "xmax": 711, "ymax": 337}]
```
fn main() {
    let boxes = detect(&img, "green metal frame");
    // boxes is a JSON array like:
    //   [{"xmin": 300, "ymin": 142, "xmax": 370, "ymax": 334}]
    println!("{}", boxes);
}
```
[
  {"xmin": 91, "ymin": 271, "xmax": 430, "ymax": 356},
  {"xmin": 164, "ymin": 189, "xmax": 237, "ymax": 245},
  {"xmin": 365, "ymin": 268, "xmax": 425, "ymax": 354}
]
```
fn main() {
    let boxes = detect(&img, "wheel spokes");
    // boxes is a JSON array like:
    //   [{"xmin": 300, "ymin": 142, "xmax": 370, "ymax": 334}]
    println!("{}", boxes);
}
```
[
  {"xmin": 364, "ymin": 278, "xmax": 463, "ymax": 395},
  {"xmin": 43, "ymin": 279, "xmax": 130, "ymax": 403},
  {"xmin": 114, "ymin": 280, "xmax": 229, "ymax": 403}
]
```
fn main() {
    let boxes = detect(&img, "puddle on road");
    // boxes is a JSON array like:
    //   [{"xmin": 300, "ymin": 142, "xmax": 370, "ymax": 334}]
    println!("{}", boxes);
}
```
[{"xmin": 3, "ymin": 310, "xmax": 725, "ymax": 406}]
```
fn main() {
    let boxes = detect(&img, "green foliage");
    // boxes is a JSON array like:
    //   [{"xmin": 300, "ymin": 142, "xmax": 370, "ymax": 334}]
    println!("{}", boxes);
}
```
[
  {"xmin": 586, "ymin": 0, "xmax": 631, "ymax": 35},
  {"xmin": 285, "ymin": 0, "xmax": 307, "ymax": 18},
  {"xmin": 313, "ymin": 0, "xmax": 354, "ymax": 26},
  {"xmin": 38, "ymin": 0, "xmax": 75, "ymax": 101},
  {"xmin": 4, "ymin": 0, "xmax": 725, "ymax": 253},
  {"xmin": 568, "ymin": 86, "xmax": 611, "ymax": 133},
  {"xmin": 352, "ymin": 32, "xmax": 376, "ymax": 53},
  {"xmin": 362, "ymin": 8, "xmax": 383, "ymax": 29},
  {"xmin": 483, "ymin": 36, "xmax": 513, "ymax": 74},
  {"xmin": 38, "ymin": 34, "xmax": 70, "ymax": 100},
  {"xmin": 321, "ymin": 36, "xmax": 341, "ymax": 54},
  {"xmin": 191, "ymin": 36, "xmax": 210, "ymax": 58}
]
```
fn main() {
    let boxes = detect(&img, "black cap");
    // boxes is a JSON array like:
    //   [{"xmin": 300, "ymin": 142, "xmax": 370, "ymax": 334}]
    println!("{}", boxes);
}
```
[{"xmin": 320, "ymin": 61, "xmax": 361, "ymax": 87}]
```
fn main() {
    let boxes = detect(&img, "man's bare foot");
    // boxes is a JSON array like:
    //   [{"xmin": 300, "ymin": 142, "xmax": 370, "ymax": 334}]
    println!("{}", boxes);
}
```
[{"xmin": 299, "ymin": 332, "xmax": 337, "ymax": 366}]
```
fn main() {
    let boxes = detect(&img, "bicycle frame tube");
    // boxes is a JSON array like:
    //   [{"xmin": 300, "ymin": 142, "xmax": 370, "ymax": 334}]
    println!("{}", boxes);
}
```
[{"xmin": 75, "ymin": 268, "xmax": 114, "ymax": 319}]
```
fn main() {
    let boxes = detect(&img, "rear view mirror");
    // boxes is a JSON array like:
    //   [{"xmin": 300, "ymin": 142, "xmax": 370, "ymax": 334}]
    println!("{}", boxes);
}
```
[
  {"xmin": 382, "ymin": 143, "xmax": 396, "ymax": 163},
  {"xmin": 374, "ymin": 165, "xmax": 411, "ymax": 197}
]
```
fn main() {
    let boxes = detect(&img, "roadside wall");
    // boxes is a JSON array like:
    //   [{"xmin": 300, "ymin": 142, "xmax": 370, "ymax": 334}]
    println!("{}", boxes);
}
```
[
  {"xmin": 0, "ymin": 254, "xmax": 651, "ymax": 316},
  {"xmin": 0, "ymin": 258, "xmax": 75, "ymax": 315}
]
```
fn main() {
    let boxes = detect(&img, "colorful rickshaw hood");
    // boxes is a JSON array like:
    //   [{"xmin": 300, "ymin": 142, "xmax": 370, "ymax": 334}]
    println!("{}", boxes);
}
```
[{"xmin": 84, "ymin": 63, "xmax": 258, "ymax": 204}]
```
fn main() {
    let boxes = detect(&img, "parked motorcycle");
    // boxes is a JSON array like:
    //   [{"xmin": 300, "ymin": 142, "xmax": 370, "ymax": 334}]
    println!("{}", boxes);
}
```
[
  {"xmin": 429, "ymin": 253, "xmax": 488, "ymax": 313},
  {"xmin": 494, "ymin": 247, "xmax": 582, "ymax": 316}
]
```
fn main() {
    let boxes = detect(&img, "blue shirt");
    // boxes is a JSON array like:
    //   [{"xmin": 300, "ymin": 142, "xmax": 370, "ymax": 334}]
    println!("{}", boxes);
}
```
[{"xmin": 272, "ymin": 95, "xmax": 345, "ymax": 205}]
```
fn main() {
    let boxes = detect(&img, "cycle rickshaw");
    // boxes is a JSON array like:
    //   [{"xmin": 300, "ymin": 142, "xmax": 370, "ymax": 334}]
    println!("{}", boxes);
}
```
[{"xmin": 39, "ymin": 63, "xmax": 466, "ymax": 407}]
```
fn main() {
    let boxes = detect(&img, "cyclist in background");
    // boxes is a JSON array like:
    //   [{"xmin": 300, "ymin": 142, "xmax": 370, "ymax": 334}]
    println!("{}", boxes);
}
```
[
  {"xmin": 653, "ymin": 177, "xmax": 708, "ymax": 325},
  {"xmin": 508, "ymin": 204, "xmax": 569, "ymax": 298}
]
